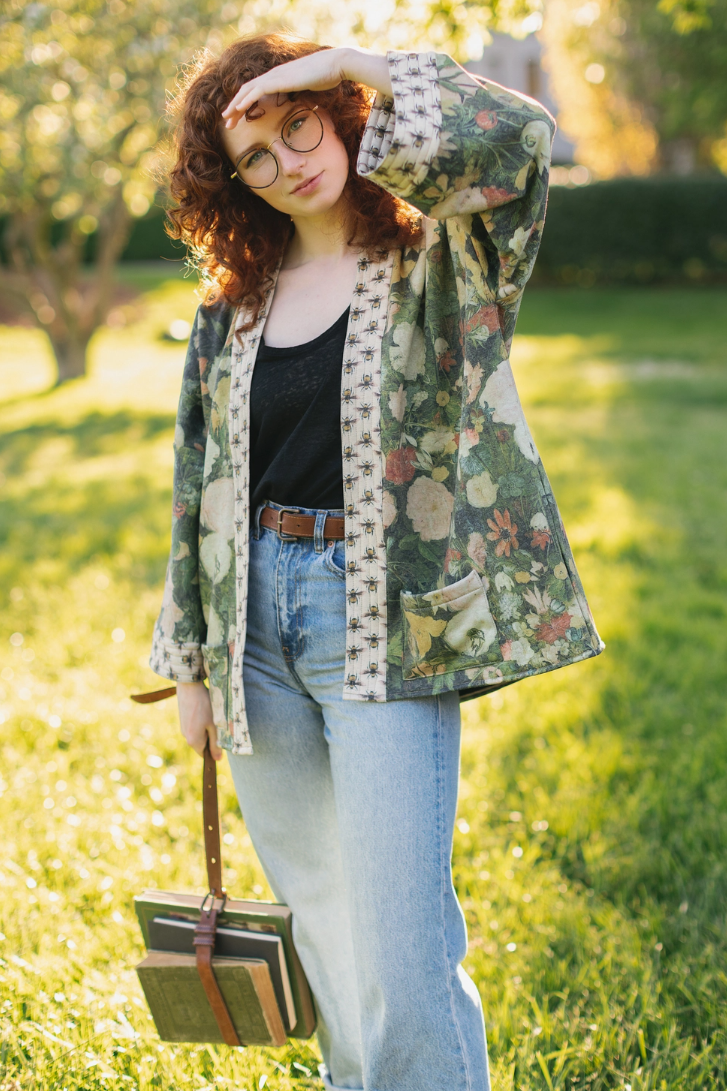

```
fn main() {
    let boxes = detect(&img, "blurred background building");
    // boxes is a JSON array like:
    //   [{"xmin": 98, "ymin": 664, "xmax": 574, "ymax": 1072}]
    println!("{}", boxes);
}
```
[{"xmin": 466, "ymin": 31, "xmax": 577, "ymax": 168}]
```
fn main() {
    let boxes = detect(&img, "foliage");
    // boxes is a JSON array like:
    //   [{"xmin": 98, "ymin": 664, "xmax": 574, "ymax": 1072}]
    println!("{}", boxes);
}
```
[
  {"xmin": 533, "ymin": 175, "xmax": 727, "ymax": 285},
  {"xmin": 107, "ymin": 176, "xmax": 727, "ymax": 286},
  {"xmin": 540, "ymin": 0, "xmax": 727, "ymax": 177},
  {"xmin": 0, "ymin": 0, "xmax": 541, "ymax": 385},
  {"xmin": 0, "ymin": 0, "xmax": 232, "ymax": 382},
  {"xmin": 1, "ymin": 275, "xmax": 727, "ymax": 1088}
]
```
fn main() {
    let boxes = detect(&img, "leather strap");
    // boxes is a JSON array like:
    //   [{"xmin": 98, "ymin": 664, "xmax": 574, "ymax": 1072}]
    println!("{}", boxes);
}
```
[
  {"xmin": 260, "ymin": 505, "xmax": 345, "ymax": 540},
  {"xmin": 191, "ymin": 742, "xmax": 241, "ymax": 1046},
  {"xmin": 193, "ymin": 901, "xmax": 241, "ymax": 1047},
  {"xmin": 202, "ymin": 742, "xmax": 223, "ymax": 898},
  {"xmin": 130, "ymin": 686, "xmax": 177, "ymax": 703}
]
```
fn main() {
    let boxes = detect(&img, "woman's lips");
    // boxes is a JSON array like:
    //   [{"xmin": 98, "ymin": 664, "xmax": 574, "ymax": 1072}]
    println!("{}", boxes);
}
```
[{"xmin": 292, "ymin": 172, "xmax": 323, "ymax": 196}]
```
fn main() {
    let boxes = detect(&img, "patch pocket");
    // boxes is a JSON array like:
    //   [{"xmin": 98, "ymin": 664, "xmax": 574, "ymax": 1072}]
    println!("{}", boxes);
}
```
[
  {"xmin": 401, "ymin": 569, "xmax": 499, "ymax": 680},
  {"xmin": 201, "ymin": 643, "xmax": 231, "ymax": 736}
]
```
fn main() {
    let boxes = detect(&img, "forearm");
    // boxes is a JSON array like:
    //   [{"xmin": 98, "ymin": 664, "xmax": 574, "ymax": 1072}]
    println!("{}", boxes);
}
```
[{"xmin": 340, "ymin": 47, "xmax": 392, "ymax": 98}]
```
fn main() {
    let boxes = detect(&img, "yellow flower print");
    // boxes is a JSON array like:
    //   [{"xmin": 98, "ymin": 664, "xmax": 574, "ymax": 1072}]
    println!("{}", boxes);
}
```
[{"xmin": 404, "ymin": 612, "xmax": 448, "ymax": 658}]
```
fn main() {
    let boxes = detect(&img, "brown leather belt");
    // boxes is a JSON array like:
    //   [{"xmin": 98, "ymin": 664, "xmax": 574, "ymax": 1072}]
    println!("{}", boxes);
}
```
[{"xmin": 260, "ymin": 505, "xmax": 345, "ymax": 540}]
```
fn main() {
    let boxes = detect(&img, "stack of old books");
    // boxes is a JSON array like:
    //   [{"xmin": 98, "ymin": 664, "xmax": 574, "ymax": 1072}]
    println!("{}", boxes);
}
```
[{"xmin": 135, "ymin": 888, "xmax": 316, "ymax": 1045}]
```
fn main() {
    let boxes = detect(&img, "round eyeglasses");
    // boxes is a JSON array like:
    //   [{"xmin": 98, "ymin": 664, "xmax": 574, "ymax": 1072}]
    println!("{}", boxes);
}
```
[{"xmin": 230, "ymin": 105, "xmax": 324, "ymax": 189}]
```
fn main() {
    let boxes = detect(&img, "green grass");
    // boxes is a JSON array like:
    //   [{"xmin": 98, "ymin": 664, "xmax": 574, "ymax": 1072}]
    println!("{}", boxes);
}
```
[{"xmin": 1, "ymin": 276, "xmax": 726, "ymax": 1090}]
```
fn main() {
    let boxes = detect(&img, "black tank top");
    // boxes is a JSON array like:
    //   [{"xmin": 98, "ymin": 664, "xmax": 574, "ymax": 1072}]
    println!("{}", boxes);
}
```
[{"xmin": 249, "ymin": 306, "xmax": 349, "ymax": 513}]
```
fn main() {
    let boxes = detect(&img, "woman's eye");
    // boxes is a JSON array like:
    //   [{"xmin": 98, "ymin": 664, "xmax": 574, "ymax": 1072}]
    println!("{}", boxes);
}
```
[{"xmin": 244, "ymin": 149, "xmax": 264, "ymax": 168}]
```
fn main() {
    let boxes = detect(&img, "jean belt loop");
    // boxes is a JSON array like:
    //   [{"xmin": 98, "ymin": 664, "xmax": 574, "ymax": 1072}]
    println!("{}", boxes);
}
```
[
  {"xmin": 253, "ymin": 503, "xmax": 264, "ymax": 541},
  {"xmin": 313, "ymin": 510, "xmax": 327, "ymax": 554}
]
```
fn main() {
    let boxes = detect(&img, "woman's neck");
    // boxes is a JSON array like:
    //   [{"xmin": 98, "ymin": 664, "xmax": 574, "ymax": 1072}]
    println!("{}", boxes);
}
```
[{"xmin": 283, "ymin": 196, "xmax": 357, "ymax": 270}]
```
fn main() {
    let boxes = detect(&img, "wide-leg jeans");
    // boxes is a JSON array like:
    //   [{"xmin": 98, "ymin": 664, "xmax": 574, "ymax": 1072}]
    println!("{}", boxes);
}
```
[{"xmin": 227, "ymin": 502, "xmax": 491, "ymax": 1091}]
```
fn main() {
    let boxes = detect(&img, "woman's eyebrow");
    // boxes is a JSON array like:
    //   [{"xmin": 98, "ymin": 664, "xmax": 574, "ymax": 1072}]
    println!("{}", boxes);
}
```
[{"xmin": 235, "ymin": 101, "xmax": 305, "ymax": 161}]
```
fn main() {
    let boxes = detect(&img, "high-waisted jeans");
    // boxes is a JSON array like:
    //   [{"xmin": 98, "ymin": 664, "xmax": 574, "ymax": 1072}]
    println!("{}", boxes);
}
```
[{"xmin": 227, "ymin": 502, "xmax": 490, "ymax": 1091}]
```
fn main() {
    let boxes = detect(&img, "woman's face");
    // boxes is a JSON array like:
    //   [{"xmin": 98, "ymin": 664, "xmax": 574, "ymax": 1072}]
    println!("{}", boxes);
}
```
[{"xmin": 220, "ymin": 93, "xmax": 350, "ymax": 218}]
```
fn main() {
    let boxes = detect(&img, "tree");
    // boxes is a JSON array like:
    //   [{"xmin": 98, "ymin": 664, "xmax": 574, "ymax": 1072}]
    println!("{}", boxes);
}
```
[
  {"xmin": 540, "ymin": 0, "xmax": 727, "ymax": 178},
  {"xmin": 0, "ymin": 0, "xmax": 539, "ymax": 384},
  {"xmin": 0, "ymin": 0, "xmax": 231, "ymax": 382}
]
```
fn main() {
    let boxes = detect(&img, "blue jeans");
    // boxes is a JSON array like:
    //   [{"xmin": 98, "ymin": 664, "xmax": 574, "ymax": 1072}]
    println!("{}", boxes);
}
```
[{"xmin": 227, "ymin": 503, "xmax": 490, "ymax": 1091}]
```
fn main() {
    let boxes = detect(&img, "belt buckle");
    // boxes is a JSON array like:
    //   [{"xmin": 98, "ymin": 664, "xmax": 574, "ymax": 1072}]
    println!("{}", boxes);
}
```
[{"xmin": 276, "ymin": 507, "xmax": 300, "ymax": 541}]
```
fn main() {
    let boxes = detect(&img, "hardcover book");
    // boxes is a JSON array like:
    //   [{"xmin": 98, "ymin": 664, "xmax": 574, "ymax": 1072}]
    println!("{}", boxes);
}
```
[
  {"xmin": 136, "ymin": 952, "xmax": 286, "ymax": 1045},
  {"xmin": 134, "ymin": 889, "xmax": 316, "ymax": 1040},
  {"xmin": 147, "ymin": 915, "xmax": 296, "ymax": 1031}
]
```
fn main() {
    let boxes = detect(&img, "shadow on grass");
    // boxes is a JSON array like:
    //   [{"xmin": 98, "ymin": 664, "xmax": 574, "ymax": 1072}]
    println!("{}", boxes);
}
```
[
  {"xmin": 2, "ymin": 297, "xmax": 727, "ymax": 1086},
  {"xmin": 0, "ymin": 409, "xmax": 175, "ymax": 475},
  {"xmin": 518, "ymin": 285, "xmax": 727, "ymax": 364},
  {"xmin": 459, "ymin": 336, "xmax": 727, "ymax": 1083},
  {"xmin": 0, "ymin": 409, "xmax": 175, "ymax": 582}
]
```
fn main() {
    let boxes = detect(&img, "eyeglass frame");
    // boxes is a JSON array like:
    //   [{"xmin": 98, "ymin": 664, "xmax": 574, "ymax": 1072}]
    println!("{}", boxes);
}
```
[{"xmin": 229, "ymin": 104, "xmax": 324, "ymax": 189}]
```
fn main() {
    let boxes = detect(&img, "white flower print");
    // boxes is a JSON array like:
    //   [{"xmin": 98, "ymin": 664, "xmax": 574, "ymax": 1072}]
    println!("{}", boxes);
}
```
[
  {"xmin": 466, "ymin": 470, "xmax": 499, "ymax": 508},
  {"xmin": 389, "ymin": 384, "xmax": 407, "ymax": 422},
  {"xmin": 201, "ymin": 476, "xmax": 235, "ymax": 535},
  {"xmin": 510, "ymin": 638, "xmax": 534, "ymax": 666},
  {"xmin": 159, "ymin": 567, "xmax": 185, "ymax": 640},
  {"xmin": 495, "ymin": 571, "xmax": 514, "ymax": 592},
  {"xmin": 406, "ymin": 476, "xmax": 454, "ymax": 541},
  {"xmin": 464, "ymin": 360, "xmax": 483, "ymax": 405},
  {"xmin": 390, "ymin": 320, "xmax": 426, "ymax": 380},
  {"xmin": 382, "ymin": 489, "xmax": 398, "ymax": 528},
  {"xmin": 520, "ymin": 119, "xmax": 552, "ymax": 174},
  {"xmin": 508, "ymin": 225, "xmax": 533, "ymax": 258},
  {"xmin": 420, "ymin": 427, "xmax": 456, "ymax": 455},
  {"xmin": 480, "ymin": 361, "xmax": 539, "ymax": 463},
  {"xmin": 444, "ymin": 594, "xmax": 498, "ymax": 656},
  {"xmin": 199, "ymin": 532, "xmax": 232, "ymax": 584},
  {"xmin": 498, "ymin": 591, "xmax": 521, "ymax": 620}
]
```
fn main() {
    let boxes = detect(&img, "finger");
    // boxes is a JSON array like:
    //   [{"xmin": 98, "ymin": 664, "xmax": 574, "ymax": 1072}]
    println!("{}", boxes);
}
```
[
  {"xmin": 180, "ymin": 722, "xmax": 206, "ymax": 757},
  {"xmin": 207, "ymin": 724, "xmax": 223, "ymax": 762},
  {"xmin": 222, "ymin": 80, "xmax": 281, "ymax": 119}
]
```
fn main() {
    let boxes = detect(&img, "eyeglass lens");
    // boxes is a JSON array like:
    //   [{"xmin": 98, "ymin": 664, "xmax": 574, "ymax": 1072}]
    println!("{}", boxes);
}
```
[{"xmin": 236, "ymin": 109, "xmax": 324, "ymax": 189}]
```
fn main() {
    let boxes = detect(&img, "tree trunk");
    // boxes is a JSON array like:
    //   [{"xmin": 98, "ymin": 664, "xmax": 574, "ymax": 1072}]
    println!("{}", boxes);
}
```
[
  {"xmin": 5, "ymin": 194, "xmax": 133, "ymax": 386},
  {"xmin": 51, "ymin": 333, "xmax": 92, "ymax": 384}
]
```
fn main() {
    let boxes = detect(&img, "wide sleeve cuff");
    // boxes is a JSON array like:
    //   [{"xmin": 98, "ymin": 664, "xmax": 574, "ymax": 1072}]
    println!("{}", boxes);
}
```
[
  {"xmin": 357, "ymin": 51, "xmax": 442, "ymax": 200},
  {"xmin": 149, "ymin": 627, "xmax": 205, "ymax": 684}
]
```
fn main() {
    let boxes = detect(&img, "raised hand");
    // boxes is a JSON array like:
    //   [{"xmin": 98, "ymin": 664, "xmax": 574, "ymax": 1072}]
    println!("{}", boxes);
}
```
[
  {"xmin": 221, "ymin": 48, "xmax": 349, "ymax": 130},
  {"xmin": 221, "ymin": 46, "xmax": 392, "ymax": 130}
]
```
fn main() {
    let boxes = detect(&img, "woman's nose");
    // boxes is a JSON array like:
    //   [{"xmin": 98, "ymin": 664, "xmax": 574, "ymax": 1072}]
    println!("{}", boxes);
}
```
[{"xmin": 272, "ymin": 138, "xmax": 307, "ymax": 175}]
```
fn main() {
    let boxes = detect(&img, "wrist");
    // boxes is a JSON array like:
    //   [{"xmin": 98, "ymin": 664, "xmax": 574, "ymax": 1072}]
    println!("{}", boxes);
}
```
[{"xmin": 340, "ymin": 47, "xmax": 392, "ymax": 98}]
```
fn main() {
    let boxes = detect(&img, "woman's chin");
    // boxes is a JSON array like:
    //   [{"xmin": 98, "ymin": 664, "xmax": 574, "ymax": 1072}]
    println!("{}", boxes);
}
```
[{"xmin": 286, "ymin": 182, "xmax": 348, "ymax": 218}]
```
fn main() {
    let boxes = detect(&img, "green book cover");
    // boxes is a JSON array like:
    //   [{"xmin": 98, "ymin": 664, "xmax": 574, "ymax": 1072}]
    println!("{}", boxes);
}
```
[
  {"xmin": 134, "ymin": 890, "xmax": 316, "ymax": 1039},
  {"xmin": 136, "ymin": 952, "xmax": 283, "ymax": 1045}
]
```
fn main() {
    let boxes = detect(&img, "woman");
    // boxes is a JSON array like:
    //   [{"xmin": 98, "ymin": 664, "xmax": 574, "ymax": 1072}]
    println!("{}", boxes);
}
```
[{"xmin": 150, "ymin": 33, "xmax": 603, "ymax": 1091}]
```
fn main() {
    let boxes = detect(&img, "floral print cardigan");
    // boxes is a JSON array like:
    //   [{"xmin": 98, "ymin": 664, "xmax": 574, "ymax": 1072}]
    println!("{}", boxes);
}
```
[{"xmin": 150, "ymin": 49, "xmax": 604, "ymax": 755}]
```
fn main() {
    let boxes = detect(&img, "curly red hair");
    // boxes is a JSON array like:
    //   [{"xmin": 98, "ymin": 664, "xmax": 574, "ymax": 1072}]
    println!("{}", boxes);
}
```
[{"xmin": 167, "ymin": 32, "xmax": 422, "ymax": 330}]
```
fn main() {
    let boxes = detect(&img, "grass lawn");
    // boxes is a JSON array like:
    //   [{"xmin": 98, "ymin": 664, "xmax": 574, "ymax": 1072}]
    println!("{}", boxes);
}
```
[{"xmin": 1, "ymin": 272, "xmax": 726, "ymax": 1090}]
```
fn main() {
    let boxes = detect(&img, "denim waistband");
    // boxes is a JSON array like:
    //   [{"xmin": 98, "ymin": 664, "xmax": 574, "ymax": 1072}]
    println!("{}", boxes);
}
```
[{"xmin": 252, "ymin": 500, "xmax": 346, "ymax": 553}]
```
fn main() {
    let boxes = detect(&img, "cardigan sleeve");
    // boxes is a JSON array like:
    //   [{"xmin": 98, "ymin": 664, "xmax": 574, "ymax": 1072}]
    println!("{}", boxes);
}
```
[
  {"xmin": 357, "ymin": 51, "xmax": 555, "ymax": 345},
  {"xmin": 148, "ymin": 305, "xmax": 210, "ymax": 683}
]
